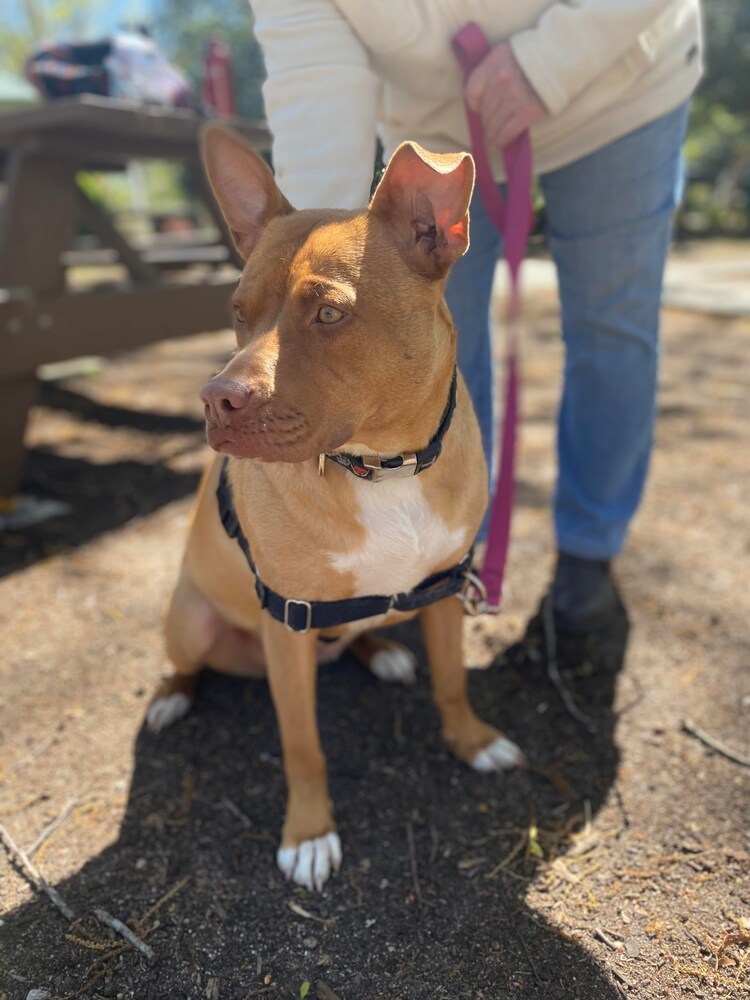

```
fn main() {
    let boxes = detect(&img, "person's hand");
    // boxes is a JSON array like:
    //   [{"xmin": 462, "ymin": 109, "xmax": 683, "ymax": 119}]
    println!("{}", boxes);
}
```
[{"xmin": 464, "ymin": 42, "xmax": 547, "ymax": 150}]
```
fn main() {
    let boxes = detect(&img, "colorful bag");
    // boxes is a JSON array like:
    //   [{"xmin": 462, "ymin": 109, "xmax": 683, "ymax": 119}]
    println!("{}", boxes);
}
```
[{"xmin": 27, "ymin": 31, "xmax": 194, "ymax": 108}]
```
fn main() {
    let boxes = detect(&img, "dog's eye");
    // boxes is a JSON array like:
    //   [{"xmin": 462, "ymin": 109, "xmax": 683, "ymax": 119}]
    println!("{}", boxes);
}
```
[
  {"xmin": 233, "ymin": 306, "xmax": 246, "ymax": 329},
  {"xmin": 316, "ymin": 305, "xmax": 344, "ymax": 325}
]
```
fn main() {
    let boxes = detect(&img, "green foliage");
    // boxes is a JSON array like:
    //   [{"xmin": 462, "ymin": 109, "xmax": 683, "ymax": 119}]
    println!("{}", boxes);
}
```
[
  {"xmin": 151, "ymin": 0, "xmax": 266, "ymax": 121},
  {"xmin": 699, "ymin": 0, "xmax": 750, "ymax": 118},
  {"xmin": 77, "ymin": 161, "xmax": 192, "ymax": 218},
  {"xmin": 0, "ymin": 0, "xmax": 97, "ymax": 74},
  {"xmin": 680, "ymin": 1, "xmax": 750, "ymax": 237}
]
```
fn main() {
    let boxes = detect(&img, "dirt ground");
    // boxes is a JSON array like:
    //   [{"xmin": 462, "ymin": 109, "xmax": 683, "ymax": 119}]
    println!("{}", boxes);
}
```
[{"xmin": 1, "ymin": 245, "xmax": 748, "ymax": 1000}]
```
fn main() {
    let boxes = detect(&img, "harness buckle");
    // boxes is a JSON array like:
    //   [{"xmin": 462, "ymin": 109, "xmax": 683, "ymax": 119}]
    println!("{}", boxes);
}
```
[
  {"xmin": 284, "ymin": 599, "xmax": 313, "ymax": 634},
  {"xmin": 457, "ymin": 570, "xmax": 488, "ymax": 617},
  {"xmin": 362, "ymin": 452, "xmax": 418, "ymax": 483}
]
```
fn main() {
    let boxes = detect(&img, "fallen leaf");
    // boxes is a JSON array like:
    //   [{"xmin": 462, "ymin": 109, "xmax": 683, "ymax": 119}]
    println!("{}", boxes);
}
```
[{"xmin": 316, "ymin": 984, "xmax": 342, "ymax": 1000}]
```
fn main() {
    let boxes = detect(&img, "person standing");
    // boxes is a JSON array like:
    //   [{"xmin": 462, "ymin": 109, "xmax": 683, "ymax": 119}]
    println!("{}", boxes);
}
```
[{"xmin": 249, "ymin": 0, "xmax": 703, "ymax": 631}]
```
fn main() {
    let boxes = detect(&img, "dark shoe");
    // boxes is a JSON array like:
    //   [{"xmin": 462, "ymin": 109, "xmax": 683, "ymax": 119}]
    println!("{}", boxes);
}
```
[{"xmin": 552, "ymin": 551, "xmax": 620, "ymax": 634}]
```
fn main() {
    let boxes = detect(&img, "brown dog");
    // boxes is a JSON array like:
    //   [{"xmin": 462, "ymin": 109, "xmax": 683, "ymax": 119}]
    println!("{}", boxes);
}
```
[{"xmin": 148, "ymin": 127, "xmax": 523, "ymax": 891}]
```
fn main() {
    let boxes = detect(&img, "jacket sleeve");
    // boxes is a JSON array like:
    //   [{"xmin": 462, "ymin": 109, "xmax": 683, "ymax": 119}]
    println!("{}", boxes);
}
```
[
  {"xmin": 509, "ymin": 0, "xmax": 688, "ymax": 116},
  {"xmin": 251, "ymin": 0, "xmax": 382, "ymax": 210}
]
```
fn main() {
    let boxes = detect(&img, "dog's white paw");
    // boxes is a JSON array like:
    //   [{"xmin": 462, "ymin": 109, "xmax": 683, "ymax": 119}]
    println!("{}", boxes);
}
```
[
  {"xmin": 147, "ymin": 693, "xmax": 192, "ymax": 733},
  {"xmin": 369, "ymin": 647, "xmax": 417, "ymax": 685},
  {"xmin": 277, "ymin": 832, "xmax": 342, "ymax": 892},
  {"xmin": 471, "ymin": 736, "xmax": 525, "ymax": 772}
]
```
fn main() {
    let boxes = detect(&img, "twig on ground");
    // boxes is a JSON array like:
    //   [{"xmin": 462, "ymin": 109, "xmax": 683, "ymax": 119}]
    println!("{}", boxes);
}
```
[
  {"xmin": 542, "ymin": 596, "xmax": 597, "ymax": 732},
  {"xmin": 12, "ymin": 736, "xmax": 55, "ymax": 771},
  {"xmin": 516, "ymin": 928, "xmax": 549, "ymax": 986},
  {"xmin": 486, "ymin": 829, "xmax": 527, "ymax": 878},
  {"xmin": 26, "ymin": 798, "xmax": 78, "ymax": 858},
  {"xmin": 429, "ymin": 823, "xmax": 440, "ymax": 865},
  {"xmin": 595, "ymin": 926, "xmax": 625, "ymax": 952},
  {"xmin": 610, "ymin": 965, "xmax": 635, "ymax": 991},
  {"xmin": 139, "ymin": 874, "xmax": 190, "ymax": 926},
  {"xmin": 93, "ymin": 907, "xmax": 155, "ymax": 962},
  {"xmin": 220, "ymin": 797, "xmax": 253, "ymax": 828},
  {"xmin": 0, "ymin": 820, "xmax": 75, "ymax": 920},
  {"xmin": 60, "ymin": 946, "xmax": 129, "ymax": 1000},
  {"xmin": 347, "ymin": 866, "xmax": 364, "ymax": 906},
  {"xmin": 613, "ymin": 779, "xmax": 631, "ymax": 831},
  {"xmin": 526, "ymin": 762, "xmax": 577, "ymax": 800},
  {"xmin": 682, "ymin": 719, "xmax": 750, "ymax": 767},
  {"xmin": 288, "ymin": 901, "xmax": 332, "ymax": 925},
  {"xmin": 406, "ymin": 821, "xmax": 422, "ymax": 907}
]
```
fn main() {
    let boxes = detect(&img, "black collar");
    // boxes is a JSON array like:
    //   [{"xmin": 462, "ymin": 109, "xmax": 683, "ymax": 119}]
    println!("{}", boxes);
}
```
[{"xmin": 320, "ymin": 366, "xmax": 457, "ymax": 483}]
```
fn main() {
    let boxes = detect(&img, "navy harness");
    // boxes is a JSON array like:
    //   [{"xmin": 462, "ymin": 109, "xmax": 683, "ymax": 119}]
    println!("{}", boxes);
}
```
[{"xmin": 216, "ymin": 368, "xmax": 481, "ymax": 633}]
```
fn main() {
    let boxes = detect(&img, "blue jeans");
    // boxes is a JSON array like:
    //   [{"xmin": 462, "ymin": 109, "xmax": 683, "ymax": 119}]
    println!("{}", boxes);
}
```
[{"xmin": 445, "ymin": 102, "xmax": 690, "ymax": 558}]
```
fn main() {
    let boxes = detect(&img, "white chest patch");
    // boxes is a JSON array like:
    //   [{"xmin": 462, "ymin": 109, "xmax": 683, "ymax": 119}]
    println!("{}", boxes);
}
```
[{"xmin": 330, "ymin": 477, "xmax": 469, "ymax": 597}]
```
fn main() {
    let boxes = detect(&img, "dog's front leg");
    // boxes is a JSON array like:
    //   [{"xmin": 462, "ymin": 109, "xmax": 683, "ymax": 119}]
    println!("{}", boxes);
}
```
[
  {"xmin": 420, "ymin": 596, "xmax": 525, "ymax": 772},
  {"xmin": 261, "ymin": 613, "xmax": 341, "ymax": 891}
]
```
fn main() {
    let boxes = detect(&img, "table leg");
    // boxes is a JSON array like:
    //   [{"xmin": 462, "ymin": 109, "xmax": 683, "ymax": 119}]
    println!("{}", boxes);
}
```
[
  {"xmin": 0, "ymin": 149, "xmax": 78, "ymax": 495},
  {"xmin": 0, "ymin": 376, "xmax": 38, "ymax": 496}
]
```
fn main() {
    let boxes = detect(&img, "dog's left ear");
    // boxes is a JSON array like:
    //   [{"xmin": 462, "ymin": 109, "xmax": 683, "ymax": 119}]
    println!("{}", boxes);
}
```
[
  {"xmin": 369, "ymin": 142, "xmax": 475, "ymax": 280},
  {"xmin": 202, "ymin": 125, "xmax": 293, "ymax": 259}
]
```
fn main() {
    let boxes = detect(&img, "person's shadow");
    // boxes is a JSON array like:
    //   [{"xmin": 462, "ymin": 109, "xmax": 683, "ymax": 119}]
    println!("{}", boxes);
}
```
[{"xmin": 2, "ymin": 604, "xmax": 629, "ymax": 1000}]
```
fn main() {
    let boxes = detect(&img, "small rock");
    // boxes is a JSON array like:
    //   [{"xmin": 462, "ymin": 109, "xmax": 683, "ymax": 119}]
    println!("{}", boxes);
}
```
[
  {"xmin": 303, "ymin": 937, "xmax": 319, "ymax": 949},
  {"xmin": 680, "ymin": 838, "xmax": 703, "ymax": 854},
  {"xmin": 26, "ymin": 991, "xmax": 51, "ymax": 1000},
  {"xmin": 625, "ymin": 938, "xmax": 641, "ymax": 958}
]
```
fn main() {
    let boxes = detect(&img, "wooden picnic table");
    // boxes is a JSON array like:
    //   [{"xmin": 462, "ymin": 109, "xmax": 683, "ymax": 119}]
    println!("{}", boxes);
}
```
[{"xmin": 0, "ymin": 95, "xmax": 270, "ymax": 496}]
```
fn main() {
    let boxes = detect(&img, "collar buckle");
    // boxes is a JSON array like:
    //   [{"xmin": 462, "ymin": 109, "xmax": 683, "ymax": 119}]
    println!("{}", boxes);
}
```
[{"xmin": 362, "ymin": 452, "xmax": 417, "ymax": 483}]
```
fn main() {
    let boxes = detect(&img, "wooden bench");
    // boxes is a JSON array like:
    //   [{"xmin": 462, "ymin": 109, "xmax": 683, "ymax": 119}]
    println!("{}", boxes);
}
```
[{"xmin": 0, "ymin": 95, "xmax": 270, "ymax": 496}]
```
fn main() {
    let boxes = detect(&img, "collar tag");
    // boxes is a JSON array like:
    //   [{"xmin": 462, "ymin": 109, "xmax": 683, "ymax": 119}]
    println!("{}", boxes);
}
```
[{"xmin": 318, "ymin": 453, "xmax": 326, "ymax": 477}]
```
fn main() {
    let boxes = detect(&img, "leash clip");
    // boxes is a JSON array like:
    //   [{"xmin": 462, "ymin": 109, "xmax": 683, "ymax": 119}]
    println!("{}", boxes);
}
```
[{"xmin": 457, "ymin": 569, "xmax": 488, "ymax": 617}]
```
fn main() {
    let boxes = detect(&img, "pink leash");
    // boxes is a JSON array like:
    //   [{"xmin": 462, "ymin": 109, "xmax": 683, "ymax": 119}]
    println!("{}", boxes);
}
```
[{"xmin": 452, "ymin": 22, "xmax": 534, "ymax": 613}]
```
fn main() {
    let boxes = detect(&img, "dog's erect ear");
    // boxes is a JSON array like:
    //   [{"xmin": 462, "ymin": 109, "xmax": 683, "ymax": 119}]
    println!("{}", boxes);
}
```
[
  {"xmin": 369, "ymin": 142, "xmax": 475, "ymax": 280},
  {"xmin": 202, "ymin": 125, "xmax": 293, "ymax": 259}
]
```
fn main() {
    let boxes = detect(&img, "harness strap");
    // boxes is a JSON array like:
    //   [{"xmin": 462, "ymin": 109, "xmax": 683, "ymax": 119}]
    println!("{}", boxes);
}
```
[
  {"xmin": 217, "ymin": 459, "xmax": 473, "ymax": 633},
  {"xmin": 452, "ymin": 22, "xmax": 534, "ymax": 613}
]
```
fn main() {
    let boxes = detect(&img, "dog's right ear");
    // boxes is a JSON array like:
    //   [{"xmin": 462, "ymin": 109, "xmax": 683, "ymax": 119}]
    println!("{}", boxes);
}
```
[
  {"xmin": 369, "ymin": 142, "xmax": 475, "ymax": 280},
  {"xmin": 202, "ymin": 125, "xmax": 293, "ymax": 259}
]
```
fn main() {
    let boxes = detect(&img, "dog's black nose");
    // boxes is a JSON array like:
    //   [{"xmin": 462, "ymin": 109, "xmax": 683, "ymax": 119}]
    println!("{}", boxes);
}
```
[{"xmin": 201, "ymin": 378, "xmax": 252, "ymax": 427}]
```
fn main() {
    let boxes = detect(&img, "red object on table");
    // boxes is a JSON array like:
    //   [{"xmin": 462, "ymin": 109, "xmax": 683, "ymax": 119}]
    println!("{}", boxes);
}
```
[{"xmin": 202, "ymin": 39, "xmax": 236, "ymax": 118}]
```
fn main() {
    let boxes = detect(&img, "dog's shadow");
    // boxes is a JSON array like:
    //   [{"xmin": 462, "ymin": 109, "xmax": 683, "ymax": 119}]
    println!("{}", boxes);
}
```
[{"xmin": 3, "ymin": 610, "xmax": 628, "ymax": 1000}]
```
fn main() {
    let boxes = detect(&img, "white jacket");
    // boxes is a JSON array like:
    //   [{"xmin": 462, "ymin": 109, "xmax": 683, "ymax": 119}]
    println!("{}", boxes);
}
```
[{"xmin": 251, "ymin": 0, "xmax": 702, "ymax": 210}]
